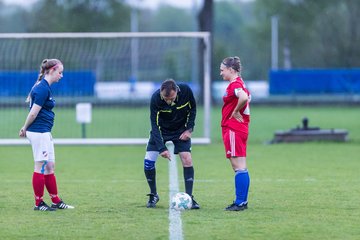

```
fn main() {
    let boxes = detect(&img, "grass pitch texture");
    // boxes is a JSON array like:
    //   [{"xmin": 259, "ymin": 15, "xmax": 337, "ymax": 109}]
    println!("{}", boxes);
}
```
[{"xmin": 1, "ymin": 106, "xmax": 359, "ymax": 239}]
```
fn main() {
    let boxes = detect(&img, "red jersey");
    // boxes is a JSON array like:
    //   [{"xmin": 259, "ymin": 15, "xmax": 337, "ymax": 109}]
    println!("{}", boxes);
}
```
[{"xmin": 221, "ymin": 77, "xmax": 250, "ymax": 133}]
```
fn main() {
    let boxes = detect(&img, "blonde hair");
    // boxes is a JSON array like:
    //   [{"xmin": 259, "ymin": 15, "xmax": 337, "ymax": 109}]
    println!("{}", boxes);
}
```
[{"xmin": 26, "ymin": 59, "xmax": 62, "ymax": 102}]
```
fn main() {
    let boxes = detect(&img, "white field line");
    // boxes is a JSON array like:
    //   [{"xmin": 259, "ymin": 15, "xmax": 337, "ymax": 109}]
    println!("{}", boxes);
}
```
[
  {"xmin": 9, "ymin": 178, "xmax": 359, "ymax": 184},
  {"xmin": 168, "ymin": 144, "xmax": 183, "ymax": 240}
]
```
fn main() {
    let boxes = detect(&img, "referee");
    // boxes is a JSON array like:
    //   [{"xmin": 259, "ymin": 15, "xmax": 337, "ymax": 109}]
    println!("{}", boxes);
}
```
[{"xmin": 143, "ymin": 78, "xmax": 200, "ymax": 209}]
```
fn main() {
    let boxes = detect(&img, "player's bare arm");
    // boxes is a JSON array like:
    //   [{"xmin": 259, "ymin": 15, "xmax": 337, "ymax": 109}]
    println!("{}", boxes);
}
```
[
  {"xmin": 230, "ymin": 88, "xmax": 248, "ymax": 122},
  {"xmin": 19, "ymin": 104, "xmax": 42, "ymax": 137}
]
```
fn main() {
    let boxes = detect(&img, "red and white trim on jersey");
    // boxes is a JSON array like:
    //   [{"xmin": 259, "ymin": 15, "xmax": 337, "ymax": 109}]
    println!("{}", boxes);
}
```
[
  {"xmin": 222, "ymin": 127, "xmax": 248, "ymax": 158},
  {"xmin": 230, "ymin": 129, "xmax": 236, "ymax": 156}
]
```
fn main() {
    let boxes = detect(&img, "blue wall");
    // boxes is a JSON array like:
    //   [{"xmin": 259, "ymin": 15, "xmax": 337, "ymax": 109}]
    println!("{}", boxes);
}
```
[
  {"xmin": 270, "ymin": 69, "xmax": 360, "ymax": 94},
  {"xmin": 0, "ymin": 71, "xmax": 95, "ymax": 96}
]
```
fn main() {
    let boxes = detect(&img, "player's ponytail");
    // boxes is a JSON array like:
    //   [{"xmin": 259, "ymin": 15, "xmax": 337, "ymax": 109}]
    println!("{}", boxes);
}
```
[{"xmin": 25, "ymin": 59, "xmax": 61, "ymax": 102}]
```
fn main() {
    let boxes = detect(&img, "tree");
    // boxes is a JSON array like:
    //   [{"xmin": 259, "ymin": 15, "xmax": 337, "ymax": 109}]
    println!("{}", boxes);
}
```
[
  {"xmin": 142, "ymin": 5, "xmax": 193, "ymax": 32},
  {"xmin": 252, "ymin": 0, "xmax": 360, "ymax": 73},
  {"xmin": 26, "ymin": 0, "xmax": 131, "ymax": 32},
  {"xmin": 213, "ymin": 1, "xmax": 255, "ymax": 79},
  {"xmin": 198, "ymin": 0, "xmax": 213, "ymax": 103},
  {"xmin": 0, "ymin": 2, "xmax": 28, "ymax": 32}
]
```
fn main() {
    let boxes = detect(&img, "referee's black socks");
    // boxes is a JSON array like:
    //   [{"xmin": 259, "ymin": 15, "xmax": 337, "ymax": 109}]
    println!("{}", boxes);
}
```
[
  {"xmin": 144, "ymin": 169, "xmax": 157, "ymax": 194},
  {"xmin": 183, "ymin": 166, "xmax": 194, "ymax": 196}
]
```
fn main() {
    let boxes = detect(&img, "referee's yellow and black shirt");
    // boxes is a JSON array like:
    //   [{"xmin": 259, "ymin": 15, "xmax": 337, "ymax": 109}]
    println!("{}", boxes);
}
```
[{"xmin": 149, "ymin": 83, "xmax": 196, "ymax": 151}]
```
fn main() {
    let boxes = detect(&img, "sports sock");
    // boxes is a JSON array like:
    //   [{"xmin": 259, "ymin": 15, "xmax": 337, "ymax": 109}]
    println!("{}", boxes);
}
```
[
  {"xmin": 44, "ymin": 173, "xmax": 61, "ymax": 204},
  {"xmin": 234, "ymin": 169, "xmax": 250, "ymax": 205},
  {"xmin": 32, "ymin": 172, "xmax": 45, "ymax": 206},
  {"xmin": 144, "ymin": 169, "xmax": 157, "ymax": 194},
  {"xmin": 183, "ymin": 166, "xmax": 194, "ymax": 196}
]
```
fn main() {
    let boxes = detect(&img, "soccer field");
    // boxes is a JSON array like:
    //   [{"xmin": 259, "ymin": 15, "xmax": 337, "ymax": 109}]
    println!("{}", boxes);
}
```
[{"xmin": 1, "ymin": 106, "xmax": 360, "ymax": 239}]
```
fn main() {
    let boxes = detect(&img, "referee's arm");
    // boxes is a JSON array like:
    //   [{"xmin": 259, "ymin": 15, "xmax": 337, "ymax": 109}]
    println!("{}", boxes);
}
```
[
  {"xmin": 149, "ymin": 96, "xmax": 167, "ymax": 153},
  {"xmin": 185, "ymin": 87, "xmax": 196, "ymax": 132}
]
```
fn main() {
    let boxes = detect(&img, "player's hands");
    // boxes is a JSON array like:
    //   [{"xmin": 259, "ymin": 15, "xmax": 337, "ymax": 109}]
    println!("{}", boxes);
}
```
[
  {"xmin": 160, "ymin": 150, "xmax": 171, "ymax": 161},
  {"xmin": 179, "ymin": 130, "xmax": 192, "ymax": 141},
  {"xmin": 230, "ymin": 111, "xmax": 243, "ymax": 122},
  {"xmin": 19, "ymin": 127, "xmax": 26, "ymax": 138}
]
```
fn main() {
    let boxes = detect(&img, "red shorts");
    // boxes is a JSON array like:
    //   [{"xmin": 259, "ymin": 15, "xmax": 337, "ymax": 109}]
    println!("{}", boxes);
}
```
[{"xmin": 222, "ymin": 127, "xmax": 248, "ymax": 158}]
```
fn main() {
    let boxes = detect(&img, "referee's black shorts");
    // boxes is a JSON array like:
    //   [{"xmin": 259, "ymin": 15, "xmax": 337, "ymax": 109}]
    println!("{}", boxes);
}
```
[{"xmin": 146, "ymin": 132, "xmax": 192, "ymax": 154}]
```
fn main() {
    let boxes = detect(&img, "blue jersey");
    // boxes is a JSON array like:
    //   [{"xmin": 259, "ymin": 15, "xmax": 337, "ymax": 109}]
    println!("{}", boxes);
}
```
[{"xmin": 27, "ymin": 79, "xmax": 55, "ymax": 133}]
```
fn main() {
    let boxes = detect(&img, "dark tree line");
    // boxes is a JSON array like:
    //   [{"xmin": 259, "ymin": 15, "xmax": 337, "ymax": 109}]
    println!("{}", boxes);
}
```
[{"xmin": 1, "ymin": 0, "xmax": 359, "ymax": 81}]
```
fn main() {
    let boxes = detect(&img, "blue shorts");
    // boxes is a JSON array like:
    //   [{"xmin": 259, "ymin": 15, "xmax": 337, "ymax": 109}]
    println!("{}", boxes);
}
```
[{"xmin": 146, "ymin": 133, "xmax": 191, "ymax": 154}]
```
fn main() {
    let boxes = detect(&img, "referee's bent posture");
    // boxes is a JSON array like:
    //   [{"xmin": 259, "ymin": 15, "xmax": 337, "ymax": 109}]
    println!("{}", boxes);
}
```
[{"xmin": 143, "ymin": 78, "xmax": 200, "ymax": 209}]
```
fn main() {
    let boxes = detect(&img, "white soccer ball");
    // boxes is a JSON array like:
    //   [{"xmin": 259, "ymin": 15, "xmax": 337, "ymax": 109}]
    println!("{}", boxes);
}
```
[{"xmin": 171, "ymin": 192, "xmax": 192, "ymax": 211}]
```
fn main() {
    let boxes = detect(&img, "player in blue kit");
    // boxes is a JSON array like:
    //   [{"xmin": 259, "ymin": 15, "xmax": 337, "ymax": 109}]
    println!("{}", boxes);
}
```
[
  {"xmin": 19, "ymin": 59, "xmax": 74, "ymax": 211},
  {"xmin": 143, "ymin": 79, "xmax": 200, "ymax": 209}
]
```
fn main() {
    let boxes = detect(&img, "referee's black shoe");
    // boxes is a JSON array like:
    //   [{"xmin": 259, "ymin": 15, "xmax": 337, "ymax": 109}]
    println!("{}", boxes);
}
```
[
  {"xmin": 191, "ymin": 195, "xmax": 200, "ymax": 209},
  {"xmin": 146, "ymin": 193, "xmax": 159, "ymax": 208},
  {"xmin": 225, "ymin": 202, "xmax": 248, "ymax": 211}
]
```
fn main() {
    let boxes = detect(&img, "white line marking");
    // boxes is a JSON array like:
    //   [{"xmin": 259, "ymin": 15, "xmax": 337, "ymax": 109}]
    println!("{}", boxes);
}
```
[
  {"xmin": 12, "ymin": 178, "xmax": 360, "ymax": 184},
  {"xmin": 168, "ymin": 144, "xmax": 183, "ymax": 240}
]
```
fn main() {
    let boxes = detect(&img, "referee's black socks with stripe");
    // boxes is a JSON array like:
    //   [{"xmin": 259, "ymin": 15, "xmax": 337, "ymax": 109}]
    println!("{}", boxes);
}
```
[
  {"xmin": 183, "ymin": 166, "xmax": 194, "ymax": 196},
  {"xmin": 144, "ymin": 169, "xmax": 157, "ymax": 194}
]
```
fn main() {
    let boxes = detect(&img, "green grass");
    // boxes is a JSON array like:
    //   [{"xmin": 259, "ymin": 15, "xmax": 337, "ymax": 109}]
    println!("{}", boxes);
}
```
[
  {"xmin": 2, "ymin": 106, "xmax": 359, "ymax": 142},
  {"xmin": 0, "ymin": 107, "xmax": 206, "ymax": 138},
  {"xmin": 1, "ymin": 106, "xmax": 360, "ymax": 239}
]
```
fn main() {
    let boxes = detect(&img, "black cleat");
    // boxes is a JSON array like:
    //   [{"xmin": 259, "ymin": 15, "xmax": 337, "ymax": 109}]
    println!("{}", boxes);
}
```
[
  {"xmin": 51, "ymin": 200, "xmax": 75, "ymax": 209},
  {"xmin": 225, "ymin": 202, "xmax": 248, "ymax": 211},
  {"xmin": 191, "ymin": 195, "xmax": 200, "ymax": 209},
  {"xmin": 146, "ymin": 193, "xmax": 159, "ymax": 208},
  {"xmin": 34, "ymin": 201, "xmax": 56, "ymax": 211}
]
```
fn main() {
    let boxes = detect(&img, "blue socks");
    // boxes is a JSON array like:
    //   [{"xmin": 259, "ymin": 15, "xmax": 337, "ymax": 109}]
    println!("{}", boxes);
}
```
[{"xmin": 234, "ymin": 169, "xmax": 250, "ymax": 205}]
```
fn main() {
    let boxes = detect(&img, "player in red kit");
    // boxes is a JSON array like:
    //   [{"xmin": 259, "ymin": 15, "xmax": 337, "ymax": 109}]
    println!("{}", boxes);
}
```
[{"xmin": 220, "ymin": 56, "xmax": 251, "ymax": 211}]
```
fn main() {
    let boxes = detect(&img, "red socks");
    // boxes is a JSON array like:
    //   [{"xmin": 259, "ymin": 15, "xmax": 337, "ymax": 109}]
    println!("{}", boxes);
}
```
[
  {"xmin": 32, "ymin": 172, "xmax": 45, "ymax": 206},
  {"xmin": 44, "ymin": 173, "xmax": 61, "ymax": 204},
  {"xmin": 32, "ymin": 172, "xmax": 61, "ymax": 206}
]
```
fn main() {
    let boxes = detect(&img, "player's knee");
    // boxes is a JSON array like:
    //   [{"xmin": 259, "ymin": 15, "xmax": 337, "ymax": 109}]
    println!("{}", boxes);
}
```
[
  {"xmin": 144, "ymin": 151, "xmax": 158, "ymax": 170},
  {"xmin": 145, "ymin": 151, "xmax": 159, "ymax": 161},
  {"xmin": 179, "ymin": 153, "xmax": 193, "ymax": 167},
  {"xmin": 182, "ymin": 162, "xmax": 193, "ymax": 167},
  {"xmin": 34, "ymin": 164, "xmax": 42, "ymax": 173},
  {"xmin": 44, "ymin": 161, "xmax": 55, "ymax": 174},
  {"xmin": 181, "ymin": 158, "xmax": 193, "ymax": 167},
  {"xmin": 34, "ymin": 160, "xmax": 48, "ymax": 174},
  {"xmin": 144, "ymin": 159, "xmax": 156, "ymax": 170}
]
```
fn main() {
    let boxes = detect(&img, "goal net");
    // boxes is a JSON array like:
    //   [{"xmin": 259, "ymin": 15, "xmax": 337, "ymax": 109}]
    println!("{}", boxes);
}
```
[{"xmin": 0, "ymin": 32, "xmax": 211, "ymax": 145}]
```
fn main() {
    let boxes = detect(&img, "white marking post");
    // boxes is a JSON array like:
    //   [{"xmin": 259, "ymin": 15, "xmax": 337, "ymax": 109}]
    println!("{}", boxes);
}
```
[
  {"xmin": 168, "ymin": 144, "xmax": 183, "ymax": 240},
  {"xmin": 76, "ymin": 103, "xmax": 92, "ymax": 138}
]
